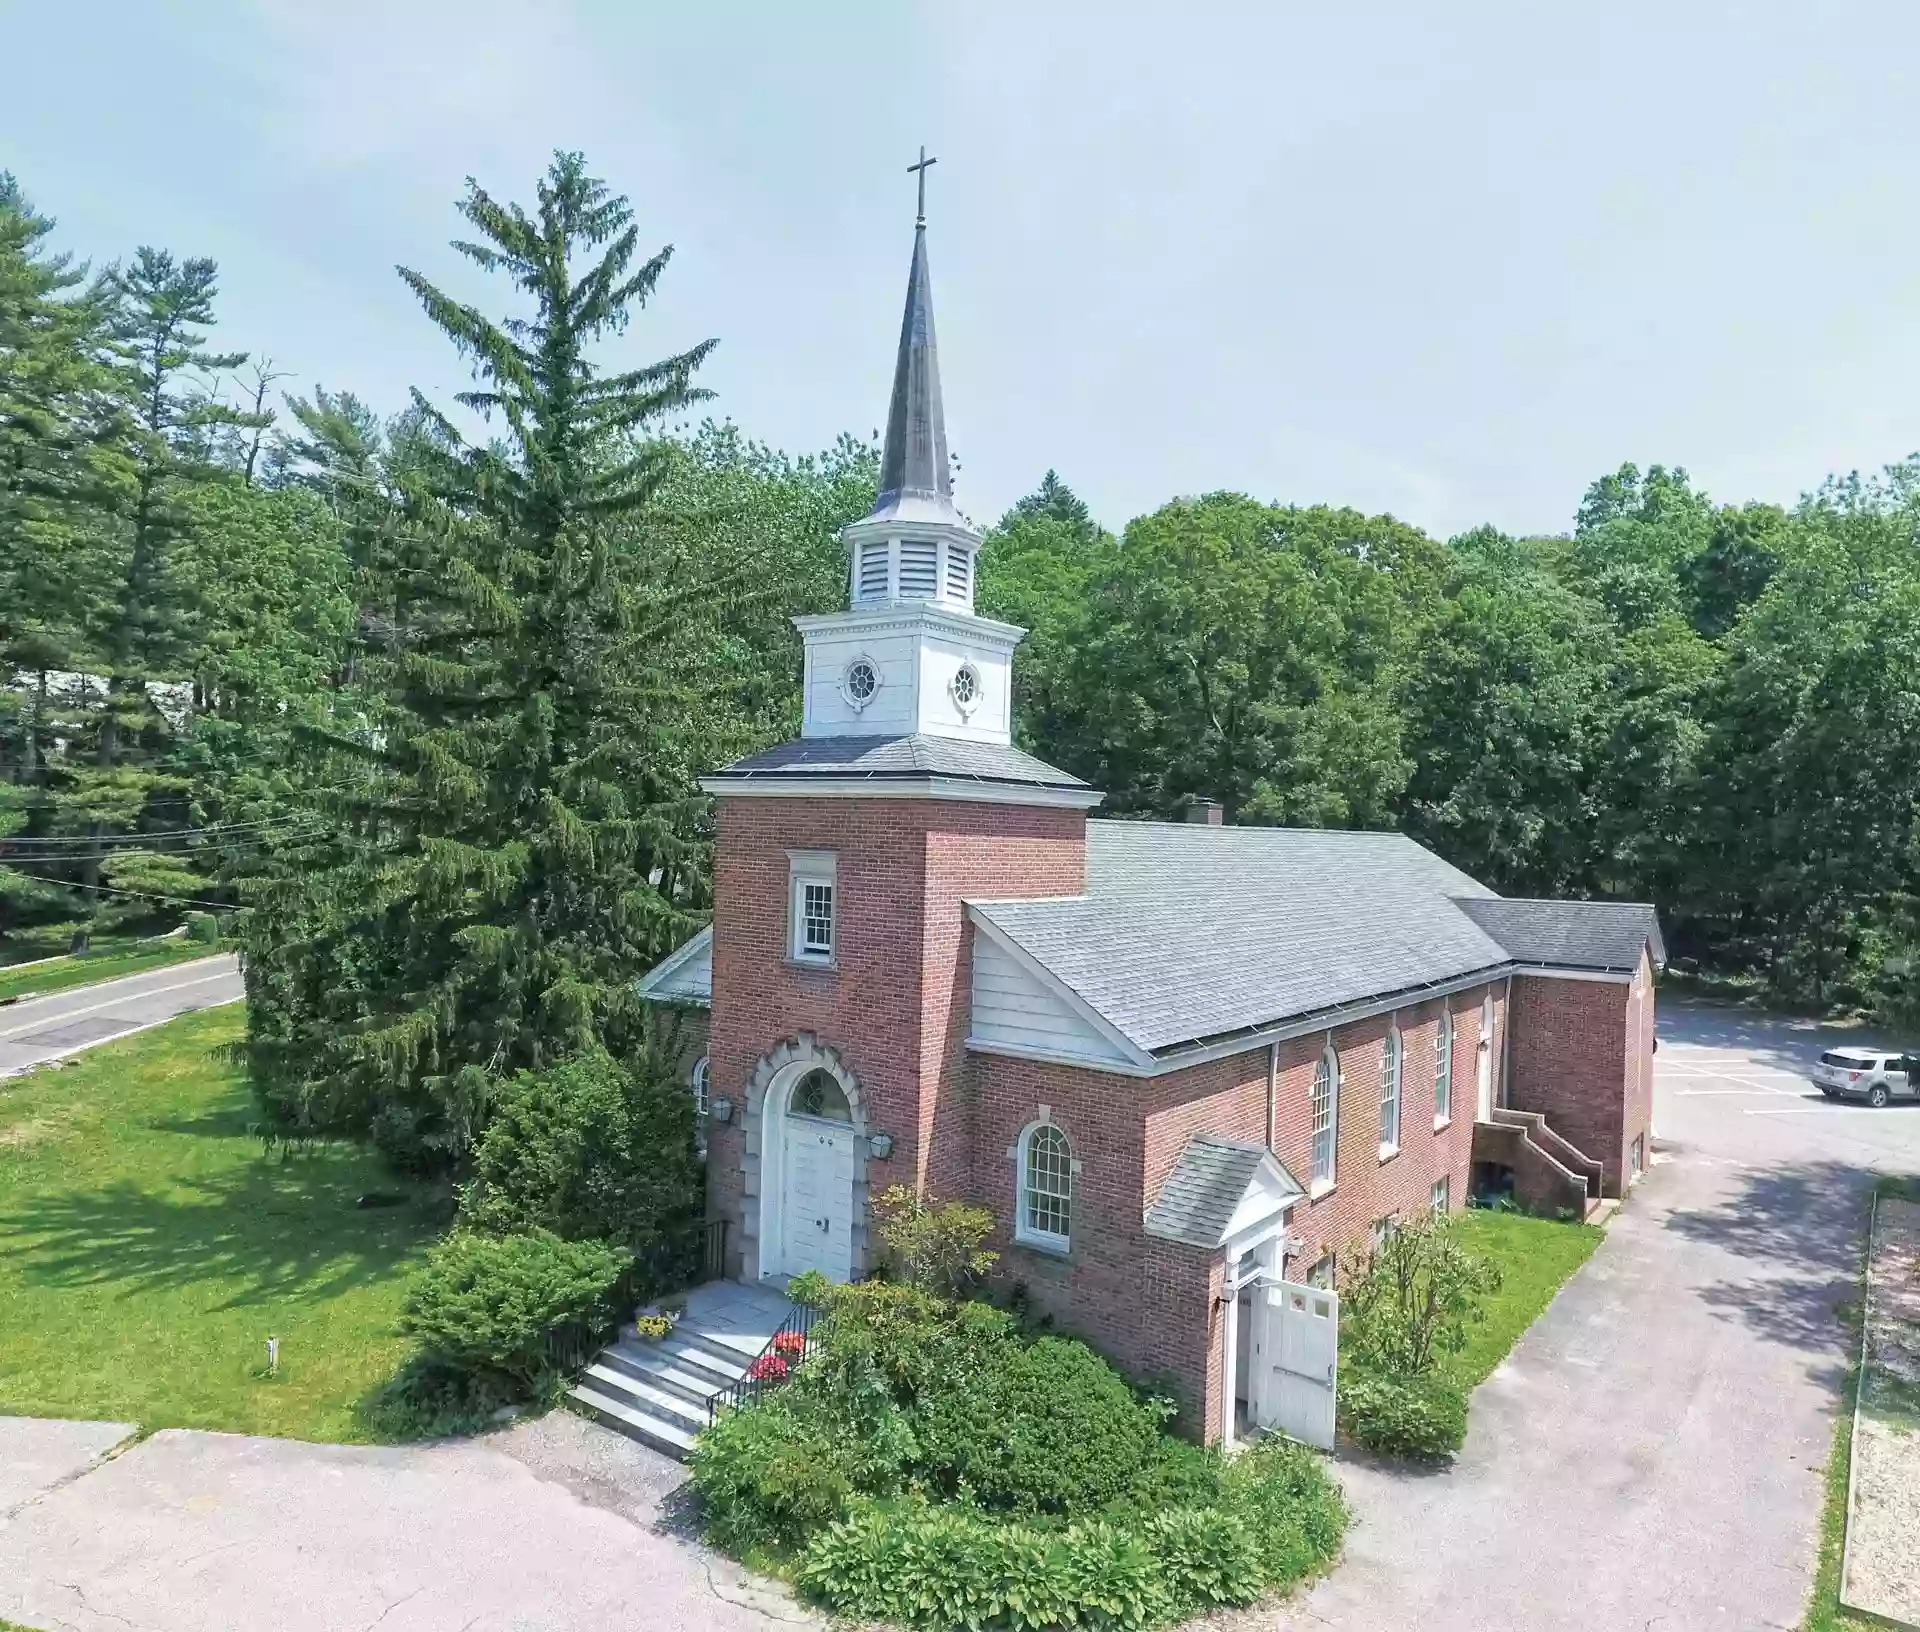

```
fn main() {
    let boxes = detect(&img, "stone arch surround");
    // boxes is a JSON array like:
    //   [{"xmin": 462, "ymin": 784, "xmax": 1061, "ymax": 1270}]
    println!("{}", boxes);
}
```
[{"xmin": 740, "ymin": 1032, "xmax": 871, "ymax": 1282}]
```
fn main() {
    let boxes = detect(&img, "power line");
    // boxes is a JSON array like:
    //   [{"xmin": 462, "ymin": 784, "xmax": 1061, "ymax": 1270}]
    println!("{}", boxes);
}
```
[
  {"xmin": 17, "ymin": 876, "xmax": 236, "ymax": 912},
  {"xmin": 0, "ymin": 816, "xmax": 327, "ymax": 849}
]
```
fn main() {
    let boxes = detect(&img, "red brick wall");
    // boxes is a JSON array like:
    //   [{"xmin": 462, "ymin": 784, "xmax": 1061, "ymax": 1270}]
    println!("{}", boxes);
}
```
[
  {"xmin": 1506, "ymin": 973, "xmax": 1636, "ymax": 1196},
  {"xmin": 972, "ymin": 981, "xmax": 1503, "ymax": 1441},
  {"xmin": 704, "ymin": 796, "xmax": 1085, "ymax": 1270}
]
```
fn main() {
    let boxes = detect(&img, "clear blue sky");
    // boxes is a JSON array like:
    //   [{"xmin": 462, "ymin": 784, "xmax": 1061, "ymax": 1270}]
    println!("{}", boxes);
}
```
[{"xmin": 6, "ymin": 0, "xmax": 1917, "ymax": 539}]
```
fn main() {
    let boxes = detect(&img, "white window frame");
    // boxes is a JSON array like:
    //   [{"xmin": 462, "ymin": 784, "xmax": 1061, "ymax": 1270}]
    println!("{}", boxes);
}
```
[
  {"xmin": 1430, "ymin": 1175, "xmax": 1450, "ymax": 1214},
  {"xmin": 1306, "ymin": 1252, "xmax": 1336, "ymax": 1289},
  {"xmin": 1434, "ymin": 1008, "xmax": 1453, "ymax": 1127},
  {"xmin": 691, "ymin": 1054, "xmax": 710, "ymax": 1121},
  {"xmin": 787, "ymin": 850, "xmax": 837, "ymax": 965},
  {"xmin": 1014, "ymin": 1116, "xmax": 1074, "ymax": 1253},
  {"xmin": 1380, "ymin": 1022, "xmax": 1402, "ymax": 1157},
  {"xmin": 1310, "ymin": 1045, "xmax": 1339, "ymax": 1193}
]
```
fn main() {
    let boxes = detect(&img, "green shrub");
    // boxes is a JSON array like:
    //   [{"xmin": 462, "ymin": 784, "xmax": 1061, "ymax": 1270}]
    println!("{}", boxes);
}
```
[
  {"xmin": 461, "ymin": 1051, "xmax": 702, "ymax": 1248},
  {"xmin": 798, "ymin": 1501, "xmax": 1162, "ymax": 1632},
  {"xmin": 913, "ymin": 1335, "xmax": 1166, "ymax": 1516},
  {"xmin": 870, "ymin": 1184, "xmax": 1000, "ymax": 1297},
  {"xmin": 808, "ymin": 1279, "xmax": 1002, "ymax": 1406},
  {"xmin": 689, "ymin": 1396, "xmax": 861, "ymax": 1553},
  {"xmin": 1340, "ymin": 1212, "xmax": 1501, "ymax": 1376},
  {"xmin": 400, "ymin": 1229, "xmax": 626, "ymax": 1388},
  {"xmin": 1142, "ymin": 1507, "xmax": 1263, "ymax": 1615},
  {"xmin": 1216, "ymin": 1436, "xmax": 1348, "ymax": 1584},
  {"xmin": 1338, "ymin": 1368, "xmax": 1468, "ymax": 1461},
  {"xmin": 186, "ymin": 911, "xmax": 222, "ymax": 943},
  {"xmin": 359, "ymin": 1353, "xmax": 524, "ymax": 1441},
  {"xmin": 1100, "ymin": 1437, "xmax": 1223, "ymax": 1525}
]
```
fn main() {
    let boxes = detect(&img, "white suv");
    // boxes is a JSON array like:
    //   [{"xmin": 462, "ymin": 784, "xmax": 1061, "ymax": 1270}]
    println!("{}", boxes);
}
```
[{"xmin": 1811, "ymin": 1048, "xmax": 1915, "ymax": 1107}]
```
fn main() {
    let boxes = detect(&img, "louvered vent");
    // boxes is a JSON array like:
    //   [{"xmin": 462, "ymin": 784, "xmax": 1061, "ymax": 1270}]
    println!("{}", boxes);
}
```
[
  {"xmin": 857, "ymin": 539, "xmax": 890, "ymax": 602},
  {"xmin": 945, "ymin": 543, "xmax": 972, "ymax": 604},
  {"xmin": 898, "ymin": 538, "xmax": 938, "ymax": 599}
]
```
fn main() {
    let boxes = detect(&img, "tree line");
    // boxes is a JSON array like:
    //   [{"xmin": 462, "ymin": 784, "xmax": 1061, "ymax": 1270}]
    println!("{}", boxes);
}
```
[{"xmin": 4, "ymin": 151, "xmax": 1918, "ymax": 1195}]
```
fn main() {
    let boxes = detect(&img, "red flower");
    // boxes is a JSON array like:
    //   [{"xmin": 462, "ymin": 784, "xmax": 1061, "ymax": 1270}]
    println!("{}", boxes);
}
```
[
  {"xmin": 746, "ymin": 1352, "xmax": 791, "ymax": 1383},
  {"xmin": 771, "ymin": 1330, "xmax": 807, "ymax": 1359}
]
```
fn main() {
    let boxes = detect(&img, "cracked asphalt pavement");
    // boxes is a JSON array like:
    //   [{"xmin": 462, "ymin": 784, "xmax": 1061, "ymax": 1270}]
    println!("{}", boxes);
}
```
[{"xmin": 0, "ymin": 1410, "xmax": 809, "ymax": 1631}]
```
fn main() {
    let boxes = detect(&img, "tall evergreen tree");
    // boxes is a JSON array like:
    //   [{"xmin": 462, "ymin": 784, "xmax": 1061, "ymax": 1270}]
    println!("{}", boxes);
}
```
[{"xmin": 244, "ymin": 152, "xmax": 727, "ymax": 1170}]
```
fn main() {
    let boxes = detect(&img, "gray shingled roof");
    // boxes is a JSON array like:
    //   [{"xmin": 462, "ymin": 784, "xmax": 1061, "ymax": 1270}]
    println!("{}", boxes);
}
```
[
  {"xmin": 710, "ymin": 734, "xmax": 1087, "ymax": 789},
  {"xmin": 1453, "ymin": 897, "xmax": 1665, "ymax": 973},
  {"xmin": 972, "ymin": 822, "xmax": 1508, "ymax": 1055},
  {"xmin": 1144, "ymin": 1135, "xmax": 1304, "ymax": 1248}
]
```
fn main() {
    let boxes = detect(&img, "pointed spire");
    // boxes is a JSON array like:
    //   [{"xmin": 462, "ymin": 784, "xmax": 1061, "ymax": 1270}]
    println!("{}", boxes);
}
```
[{"xmin": 871, "ymin": 190, "xmax": 961, "ymax": 525}]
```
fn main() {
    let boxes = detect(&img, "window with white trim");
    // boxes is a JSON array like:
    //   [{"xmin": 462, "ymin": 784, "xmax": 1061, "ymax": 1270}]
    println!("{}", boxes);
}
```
[
  {"xmin": 787, "ymin": 851, "xmax": 837, "ymax": 964},
  {"xmin": 691, "ymin": 1055, "xmax": 710, "ymax": 1121},
  {"xmin": 1371, "ymin": 1214, "xmax": 1398, "ymax": 1252},
  {"xmin": 1310, "ymin": 1047, "xmax": 1338, "ymax": 1186},
  {"xmin": 1435, "ymin": 1008, "xmax": 1453, "ymax": 1124},
  {"xmin": 1381, "ymin": 1024, "xmax": 1402, "ymax": 1152},
  {"xmin": 1430, "ymin": 1175, "xmax": 1450, "ymax": 1214},
  {"xmin": 1018, "ymin": 1121, "xmax": 1073, "ymax": 1250},
  {"xmin": 1306, "ymin": 1253, "xmax": 1335, "ymax": 1290}
]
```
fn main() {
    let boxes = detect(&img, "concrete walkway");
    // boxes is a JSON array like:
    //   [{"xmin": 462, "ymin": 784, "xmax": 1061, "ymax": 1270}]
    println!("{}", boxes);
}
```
[
  {"xmin": 1262, "ymin": 1000, "xmax": 1920, "ymax": 1632},
  {"xmin": 0, "ymin": 1411, "xmax": 809, "ymax": 1632}
]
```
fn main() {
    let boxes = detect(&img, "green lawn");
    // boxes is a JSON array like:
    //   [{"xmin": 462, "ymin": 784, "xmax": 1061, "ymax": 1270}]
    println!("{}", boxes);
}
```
[
  {"xmin": 0, "ymin": 939, "xmax": 223, "ymax": 1003},
  {"xmin": 0, "ymin": 1007, "xmax": 445, "ymax": 1441},
  {"xmin": 1447, "ymin": 1208, "xmax": 1605, "ymax": 1386}
]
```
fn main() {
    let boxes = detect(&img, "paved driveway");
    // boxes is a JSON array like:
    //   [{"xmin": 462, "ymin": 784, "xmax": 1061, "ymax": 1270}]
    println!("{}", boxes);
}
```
[
  {"xmin": 0, "ymin": 1410, "xmax": 806, "ymax": 1632},
  {"xmin": 1266, "ymin": 999, "xmax": 1920, "ymax": 1632},
  {"xmin": 0, "ymin": 955, "xmax": 243, "ymax": 1077}
]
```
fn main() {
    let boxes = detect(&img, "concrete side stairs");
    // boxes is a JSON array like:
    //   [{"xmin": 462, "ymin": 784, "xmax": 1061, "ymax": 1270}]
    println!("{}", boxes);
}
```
[{"xmin": 568, "ymin": 1279, "xmax": 796, "ymax": 1460}]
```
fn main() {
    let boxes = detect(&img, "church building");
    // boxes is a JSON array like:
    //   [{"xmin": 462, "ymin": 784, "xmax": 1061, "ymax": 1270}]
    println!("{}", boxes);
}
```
[{"xmin": 637, "ymin": 186, "xmax": 1663, "ymax": 1447}]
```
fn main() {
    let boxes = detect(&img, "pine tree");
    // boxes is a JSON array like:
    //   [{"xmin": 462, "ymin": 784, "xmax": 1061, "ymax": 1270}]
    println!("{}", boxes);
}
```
[{"xmin": 244, "ymin": 152, "xmax": 725, "ymax": 1171}]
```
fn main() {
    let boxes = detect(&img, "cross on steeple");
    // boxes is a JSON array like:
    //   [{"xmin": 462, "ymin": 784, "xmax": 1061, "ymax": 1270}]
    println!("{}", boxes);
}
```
[{"xmin": 908, "ymin": 146, "xmax": 937, "ymax": 226}]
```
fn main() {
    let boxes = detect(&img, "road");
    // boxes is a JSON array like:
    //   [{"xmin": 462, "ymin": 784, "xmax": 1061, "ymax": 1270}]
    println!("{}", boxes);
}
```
[
  {"xmin": 0, "ymin": 954, "xmax": 244, "ymax": 1077},
  {"xmin": 1262, "ymin": 998, "xmax": 1920, "ymax": 1632}
]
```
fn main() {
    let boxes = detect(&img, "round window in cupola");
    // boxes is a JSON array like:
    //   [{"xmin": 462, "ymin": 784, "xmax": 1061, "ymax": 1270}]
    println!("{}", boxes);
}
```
[
  {"xmin": 841, "ymin": 656, "xmax": 881, "ymax": 711},
  {"xmin": 949, "ymin": 661, "xmax": 982, "ymax": 716}
]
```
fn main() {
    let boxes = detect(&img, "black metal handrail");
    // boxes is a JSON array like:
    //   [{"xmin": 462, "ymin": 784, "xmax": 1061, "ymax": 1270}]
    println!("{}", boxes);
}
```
[
  {"xmin": 707, "ymin": 1295, "xmax": 822, "ymax": 1423},
  {"xmin": 543, "ymin": 1217, "xmax": 730, "ymax": 1375}
]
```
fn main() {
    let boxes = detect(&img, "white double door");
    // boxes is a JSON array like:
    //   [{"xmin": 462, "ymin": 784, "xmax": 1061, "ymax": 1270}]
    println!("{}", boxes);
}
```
[
  {"xmin": 779, "ymin": 1116, "xmax": 856, "ymax": 1282},
  {"xmin": 1250, "ymin": 1279, "xmax": 1340, "ymax": 1451}
]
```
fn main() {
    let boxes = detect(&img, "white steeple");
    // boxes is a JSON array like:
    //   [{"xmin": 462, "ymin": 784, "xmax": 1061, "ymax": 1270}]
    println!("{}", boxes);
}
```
[{"xmin": 796, "ymin": 156, "xmax": 1023, "ymax": 745}]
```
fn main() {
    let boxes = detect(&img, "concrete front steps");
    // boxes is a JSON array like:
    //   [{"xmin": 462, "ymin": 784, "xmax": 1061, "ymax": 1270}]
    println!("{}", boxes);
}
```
[{"xmin": 568, "ymin": 1279, "xmax": 797, "ymax": 1459}]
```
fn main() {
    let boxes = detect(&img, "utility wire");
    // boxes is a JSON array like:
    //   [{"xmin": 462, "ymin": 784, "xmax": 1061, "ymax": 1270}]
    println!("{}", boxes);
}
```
[
  {"xmin": 18, "ymin": 877, "xmax": 236, "ymax": 911},
  {"xmin": 0, "ymin": 814, "xmax": 324, "ymax": 846}
]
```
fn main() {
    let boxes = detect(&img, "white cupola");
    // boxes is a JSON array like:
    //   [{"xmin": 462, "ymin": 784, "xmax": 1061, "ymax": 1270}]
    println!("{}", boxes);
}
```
[{"xmin": 794, "ymin": 185, "xmax": 1023, "ymax": 746}]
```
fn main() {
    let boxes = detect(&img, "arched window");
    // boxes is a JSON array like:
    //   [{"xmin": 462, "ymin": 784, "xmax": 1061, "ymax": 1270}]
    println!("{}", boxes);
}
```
[
  {"xmin": 1310, "ymin": 1047, "xmax": 1339, "ymax": 1186},
  {"xmin": 1434, "ymin": 1010, "xmax": 1453, "ymax": 1123},
  {"xmin": 691, "ymin": 1055, "xmax": 710, "ymax": 1121},
  {"xmin": 789, "ymin": 1066, "xmax": 852, "ymax": 1123},
  {"xmin": 1017, "ymin": 1122, "xmax": 1073, "ymax": 1250},
  {"xmin": 1381, "ymin": 1023, "xmax": 1402, "ymax": 1152}
]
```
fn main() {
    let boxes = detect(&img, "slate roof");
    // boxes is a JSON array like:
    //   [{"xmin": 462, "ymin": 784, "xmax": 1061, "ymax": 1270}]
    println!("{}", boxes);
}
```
[
  {"xmin": 1453, "ymin": 897, "xmax": 1665, "ymax": 974},
  {"xmin": 1143, "ymin": 1135, "xmax": 1304, "ymax": 1248},
  {"xmin": 709, "ymin": 734, "xmax": 1088, "ymax": 790},
  {"xmin": 971, "ymin": 822, "xmax": 1509, "ymax": 1056}
]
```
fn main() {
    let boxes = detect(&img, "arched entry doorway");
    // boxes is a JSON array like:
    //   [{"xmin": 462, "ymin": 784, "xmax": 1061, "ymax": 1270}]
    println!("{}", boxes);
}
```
[{"xmin": 744, "ymin": 1036, "xmax": 868, "ymax": 1284}]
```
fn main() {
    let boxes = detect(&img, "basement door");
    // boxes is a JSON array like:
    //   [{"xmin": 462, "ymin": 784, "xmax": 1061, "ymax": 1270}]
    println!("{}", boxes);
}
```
[
  {"xmin": 1252, "ymin": 1280, "xmax": 1339, "ymax": 1450},
  {"xmin": 779, "ymin": 1116, "xmax": 856, "ymax": 1282}
]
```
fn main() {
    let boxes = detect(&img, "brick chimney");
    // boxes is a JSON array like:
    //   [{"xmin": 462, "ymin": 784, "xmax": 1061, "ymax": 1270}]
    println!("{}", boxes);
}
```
[{"xmin": 1185, "ymin": 797, "xmax": 1224, "ymax": 826}]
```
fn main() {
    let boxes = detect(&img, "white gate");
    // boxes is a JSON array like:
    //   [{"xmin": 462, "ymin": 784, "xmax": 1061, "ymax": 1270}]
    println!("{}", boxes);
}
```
[{"xmin": 1253, "ymin": 1279, "xmax": 1339, "ymax": 1450}]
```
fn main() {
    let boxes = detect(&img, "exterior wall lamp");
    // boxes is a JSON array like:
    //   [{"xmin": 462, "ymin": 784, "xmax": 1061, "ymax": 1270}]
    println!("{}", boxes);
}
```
[
  {"xmin": 868, "ymin": 1132, "xmax": 894, "ymax": 1160},
  {"xmin": 709, "ymin": 1096, "xmax": 735, "ymax": 1124}
]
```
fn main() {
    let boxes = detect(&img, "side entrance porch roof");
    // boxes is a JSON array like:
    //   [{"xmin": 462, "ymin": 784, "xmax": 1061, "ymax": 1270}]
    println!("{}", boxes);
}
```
[{"xmin": 1144, "ymin": 1135, "xmax": 1305, "ymax": 1250}]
